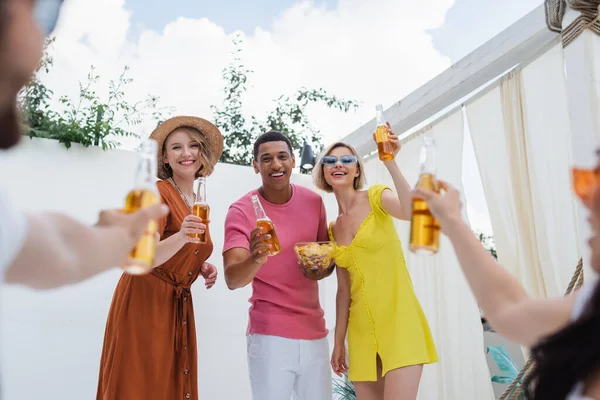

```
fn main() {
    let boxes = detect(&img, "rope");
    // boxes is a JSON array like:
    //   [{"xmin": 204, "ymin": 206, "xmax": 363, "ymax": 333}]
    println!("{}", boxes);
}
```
[
  {"xmin": 545, "ymin": 0, "xmax": 567, "ymax": 32},
  {"xmin": 544, "ymin": 0, "xmax": 600, "ymax": 47},
  {"xmin": 498, "ymin": 258, "xmax": 584, "ymax": 400}
]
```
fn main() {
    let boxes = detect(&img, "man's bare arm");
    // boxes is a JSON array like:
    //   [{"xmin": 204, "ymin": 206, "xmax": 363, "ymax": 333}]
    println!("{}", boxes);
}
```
[
  {"xmin": 223, "ymin": 227, "xmax": 271, "ymax": 290},
  {"xmin": 223, "ymin": 248, "xmax": 263, "ymax": 290}
]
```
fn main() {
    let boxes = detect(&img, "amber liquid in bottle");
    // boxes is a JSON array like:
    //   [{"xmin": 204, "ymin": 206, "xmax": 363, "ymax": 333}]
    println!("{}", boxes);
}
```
[
  {"xmin": 375, "ymin": 104, "xmax": 394, "ymax": 161},
  {"xmin": 122, "ymin": 140, "xmax": 161, "ymax": 274},
  {"xmin": 256, "ymin": 219, "xmax": 282, "ymax": 255},
  {"xmin": 190, "ymin": 177, "xmax": 210, "ymax": 244},
  {"xmin": 191, "ymin": 203, "xmax": 210, "ymax": 244},
  {"xmin": 410, "ymin": 174, "xmax": 441, "ymax": 255},
  {"xmin": 572, "ymin": 167, "xmax": 600, "ymax": 204},
  {"xmin": 251, "ymin": 194, "xmax": 281, "ymax": 256},
  {"xmin": 409, "ymin": 135, "xmax": 441, "ymax": 255}
]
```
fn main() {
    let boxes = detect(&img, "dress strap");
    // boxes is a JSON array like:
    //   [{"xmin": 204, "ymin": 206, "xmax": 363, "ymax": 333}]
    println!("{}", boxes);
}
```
[{"xmin": 368, "ymin": 184, "xmax": 392, "ymax": 216}]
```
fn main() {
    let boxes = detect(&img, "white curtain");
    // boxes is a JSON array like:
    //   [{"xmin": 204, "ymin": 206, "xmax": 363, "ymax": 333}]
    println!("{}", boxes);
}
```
[
  {"xmin": 466, "ymin": 43, "xmax": 582, "ymax": 300},
  {"xmin": 592, "ymin": 33, "xmax": 600, "ymax": 146},
  {"xmin": 594, "ymin": 34, "xmax": 600, "ymax": 137},
  {"xmin": 363, "ymin": 110, "xmax": 494, "ymax": 400},
  {"xmin": 569, "ymin": 30, "xmax": 600, "ymax": 284}
]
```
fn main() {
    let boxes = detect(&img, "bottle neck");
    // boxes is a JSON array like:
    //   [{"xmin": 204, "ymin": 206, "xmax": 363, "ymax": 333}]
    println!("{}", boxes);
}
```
[
  {"xmin": 375, "ymin": 108, "xmax": 386, "ymax": 127},
  {"xmin": 251, "ymin": 196, "xmax": 268, "ymax": 220},
  {"xmin": 195, "ymin": 178, "xmax": 207, "ymax": 204},
  {"xmin": 420, "ymin": 139, "xmax": 436, "ymax": 175},
  {"xmin": 135, "ymin": 155, "xmax": 157, "ymax": 190}
]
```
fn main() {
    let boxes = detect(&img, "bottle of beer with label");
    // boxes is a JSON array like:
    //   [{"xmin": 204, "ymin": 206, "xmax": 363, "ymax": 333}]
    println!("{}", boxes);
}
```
[
  {"xmin": 251, "ymin": 194, "xmax": 281, "ymax": 256},
  {"xmin": 375, "ymin": 104, "xmax": 394, "ymax": 161},
  {"xmin": 122, "ymin": 139, "xmax": 161, "ymax": 274},
  {"xmin": 409, "ymin": 134, "xmax": 441, "ymax": 255},
  {"xmin": 191, "ymin": 177, "xmax": 209, "ymax": 244}
]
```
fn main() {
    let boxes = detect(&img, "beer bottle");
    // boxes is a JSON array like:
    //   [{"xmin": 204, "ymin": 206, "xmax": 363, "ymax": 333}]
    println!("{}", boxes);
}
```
[
  {"xmin": 409, "ymin": 135, "xmax": 441, "ymax": 255},
  {"xmin": 122, "ymin": 139, "xmax": 161, "ymax": 274},
  {"xmin": 375, "ymin": 104, "xmax": 394, "ymax": 161},
  {"xmin": 251, "ymin": 194, "xmax": 281, "ymax": 256},
  {"xmin": 191, "ymin": 177, "xmax": 209, "ymax": 244}
]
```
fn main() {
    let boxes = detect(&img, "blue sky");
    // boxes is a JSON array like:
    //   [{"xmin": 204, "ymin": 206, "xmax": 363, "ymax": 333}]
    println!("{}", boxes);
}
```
[
  {"xmin": 431, "ymin": 0, "xmax": 539, "ymax": 61},
  {"xmin": 49, "ymin": 0, "xmax": 545, "ymax": 233},
  {"xmin": 125, "ymin": 0, "xmax": 337, "ymax": 35},
  {"xmin": 124, "ymin": 0, "xmax": 541, "ymax": 63}
]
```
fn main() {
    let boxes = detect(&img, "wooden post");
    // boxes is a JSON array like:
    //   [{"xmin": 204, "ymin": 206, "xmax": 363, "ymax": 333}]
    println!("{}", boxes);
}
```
[{"xmin": 562, "ymin": 6, "xmax": 600, "ymax": 283}]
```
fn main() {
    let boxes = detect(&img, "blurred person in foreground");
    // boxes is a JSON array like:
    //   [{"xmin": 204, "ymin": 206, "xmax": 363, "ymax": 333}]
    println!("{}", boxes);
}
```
[
  {"xmin": 0, "ymin": 1, "xmax": 167, "ymax": 295},
  {"xmin": 414, "ymin": 158, "xmax": 600, "ymax": 400}
]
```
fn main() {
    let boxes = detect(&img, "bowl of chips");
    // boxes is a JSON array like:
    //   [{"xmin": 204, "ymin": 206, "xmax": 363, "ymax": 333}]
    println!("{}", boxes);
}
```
[{"xmin": 294, "ymin": 241, "xmax": 336, "ymax": 270}]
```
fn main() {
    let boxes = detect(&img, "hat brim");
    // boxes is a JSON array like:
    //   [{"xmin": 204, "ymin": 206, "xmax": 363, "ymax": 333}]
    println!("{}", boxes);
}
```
[{"xmin": 149, "ymin": 116, "xmax": 224, "ymax": 180}]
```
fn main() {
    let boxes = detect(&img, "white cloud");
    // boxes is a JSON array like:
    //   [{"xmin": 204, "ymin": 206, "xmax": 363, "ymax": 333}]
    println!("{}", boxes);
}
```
[
  {"xmin": 40, "ymin": 0, "xmax": 505, "ymax": 238},
  {"xmin": 41, "ymin": 0, "xmax": 455, "ymax": 150}
]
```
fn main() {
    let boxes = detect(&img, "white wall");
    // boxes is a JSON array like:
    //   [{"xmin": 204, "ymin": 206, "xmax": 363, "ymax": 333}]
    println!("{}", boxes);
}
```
[{"xmin": 0, "ymin": 137, "xmax": 339, "ymax": 400}]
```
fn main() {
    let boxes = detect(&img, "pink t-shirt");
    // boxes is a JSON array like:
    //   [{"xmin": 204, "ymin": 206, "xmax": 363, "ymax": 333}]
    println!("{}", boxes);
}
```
[{"xmin": 223, "ymin": 184, "xmax": 329, "ymax": 340}]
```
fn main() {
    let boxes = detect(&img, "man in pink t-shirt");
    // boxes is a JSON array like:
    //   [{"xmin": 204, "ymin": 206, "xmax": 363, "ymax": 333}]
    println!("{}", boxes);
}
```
[{"xmin": 223, "ymin": 131, "xmax": 333, "ymax": 400}]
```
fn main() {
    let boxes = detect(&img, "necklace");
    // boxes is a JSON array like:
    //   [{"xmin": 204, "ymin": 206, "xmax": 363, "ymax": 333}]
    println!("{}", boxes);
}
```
[{"xmin": 169, "ymin": 177, "xmax": 196, "ymax": 210}]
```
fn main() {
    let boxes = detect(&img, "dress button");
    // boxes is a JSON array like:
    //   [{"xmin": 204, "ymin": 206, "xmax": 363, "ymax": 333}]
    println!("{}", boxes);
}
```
[
  {"xmin": 184, "ymin": 369, "xmax": 189, "ymax": 375},
  {"xmin": 185, "ymin": 394, "xmax": 191, "ymax": 399},
  {"xmin": 184, "ymin": 297, "xmax": 187, "ymax": 302},
  {"xmin": 194, "ymin": 250, "xmax": 199, "ymax": 255},
  {"xmin": 183, "ymin": 320, "xmax": 187, "ymax": 325},
  {"xmin": 188, "ymin": 271, "xmax": 193, "ymax": 276}
]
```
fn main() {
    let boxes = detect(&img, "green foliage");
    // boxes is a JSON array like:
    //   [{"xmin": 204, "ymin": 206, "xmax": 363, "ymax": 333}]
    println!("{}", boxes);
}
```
[
  {"xmin": 332, "ymin": 373, "xmax": 356, "ymax": 400},
  {"xmin": 487, "ymin": 346, "xmax": 528, "ymax": 399},
  {"xmin": 19, "ymin": 38, "xmax": 172, "ymax": 150},
  {"xmin": 212, "ymin": 34, "xmax": 361, "ymax": 166},
  {"xmin": 476, "ymin": 231, "xmax": 497, "ymax": 260}
]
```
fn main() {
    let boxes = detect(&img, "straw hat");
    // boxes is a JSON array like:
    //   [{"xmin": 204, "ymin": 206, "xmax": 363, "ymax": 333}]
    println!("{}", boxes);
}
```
[{"xmin": 149, "ymin": 116, "xmax": 224, "ymax": 180}]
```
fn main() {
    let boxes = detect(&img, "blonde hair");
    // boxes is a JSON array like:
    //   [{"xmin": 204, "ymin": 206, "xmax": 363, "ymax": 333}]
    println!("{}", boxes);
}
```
[
  {"xmin": 163, "ymin": 126, "xmax": 215, "ymax": 178},
  {"xmin": 313, "ymin": 142, "xmax": 365, "ymax": 193}
]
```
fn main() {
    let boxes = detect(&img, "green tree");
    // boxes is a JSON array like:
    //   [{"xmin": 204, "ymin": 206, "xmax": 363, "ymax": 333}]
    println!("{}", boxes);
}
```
[
  {"xmin": 476, "ymin": 231, "xmax": 497, "ymax": 260},
  {"xmin": 19, "ymin": 38, "xmax": 172, "ymax": 150},
  {"xmin": 212, "ymin": 35, "xmax": 361, "ymax": 166}
]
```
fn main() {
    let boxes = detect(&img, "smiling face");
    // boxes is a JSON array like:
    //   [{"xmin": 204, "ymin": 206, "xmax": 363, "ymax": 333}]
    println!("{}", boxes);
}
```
[
  {"xmin": 322, "ymin": 146, "xmax": 361, "ymax": 191},
  {"xmin": 163, "ymin": 128, "xmax": 206, "ymax": 180},
  {"xmin": 253, "ymin": 140, "xmax": 295, "ymax": 191}
]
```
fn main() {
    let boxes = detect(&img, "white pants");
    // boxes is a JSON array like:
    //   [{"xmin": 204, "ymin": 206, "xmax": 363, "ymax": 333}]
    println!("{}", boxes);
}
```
[{"xmin": 247, "ymin": 334, "xmax": 332, "ymax": 400}]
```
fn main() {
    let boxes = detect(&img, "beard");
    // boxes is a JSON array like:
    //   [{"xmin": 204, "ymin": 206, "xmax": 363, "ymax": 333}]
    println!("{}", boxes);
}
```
[{"xmin": 0, "ymin": 102, "xmax": 21, "ymax": 150}]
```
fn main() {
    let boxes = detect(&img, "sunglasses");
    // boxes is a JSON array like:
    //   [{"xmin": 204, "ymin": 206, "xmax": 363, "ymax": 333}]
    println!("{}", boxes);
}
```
[
  {"xmin": 321, "ymin": 155, "xmax": 358, "ymax": 166},
  {"xmin": 34, "ymin": 0, "xmax": 65, "ymax": 37}
]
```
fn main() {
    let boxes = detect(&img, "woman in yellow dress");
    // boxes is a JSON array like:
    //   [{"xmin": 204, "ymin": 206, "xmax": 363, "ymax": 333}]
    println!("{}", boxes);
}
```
[{"xmin": 312, "ymin": 123, "xmax": 438, "ymax": 399}]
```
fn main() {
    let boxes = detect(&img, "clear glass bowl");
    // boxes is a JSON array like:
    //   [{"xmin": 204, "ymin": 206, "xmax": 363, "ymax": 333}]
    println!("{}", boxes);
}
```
[{"xmin": 293, "ymin": 241, "xmax": 336, "ymax": 269}]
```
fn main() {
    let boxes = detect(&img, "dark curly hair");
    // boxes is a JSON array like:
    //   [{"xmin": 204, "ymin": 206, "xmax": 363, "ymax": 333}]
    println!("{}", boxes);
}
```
[
  {"xmin": 253, "ymin": 131, "xmax": 293, "ymax": 161},
  {"xmin": 525, "ymin": 281, "xmax": 600, "ymax": 399}
]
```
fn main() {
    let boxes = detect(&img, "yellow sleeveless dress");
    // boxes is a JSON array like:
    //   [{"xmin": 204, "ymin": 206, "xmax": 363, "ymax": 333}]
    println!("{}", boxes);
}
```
[{"xmin": 329, "ymin": 184, "xmax": 438, "ymax": 382}]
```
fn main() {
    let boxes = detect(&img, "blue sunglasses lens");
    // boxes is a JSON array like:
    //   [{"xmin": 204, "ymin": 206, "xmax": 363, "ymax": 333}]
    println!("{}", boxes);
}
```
[
  {"xmin": 34, "ymin": 0, "xmax": 64, "ymax": 37},
  {"xmin": 322, "ymin": 155, "xmax": 357, "ymax": 165}
]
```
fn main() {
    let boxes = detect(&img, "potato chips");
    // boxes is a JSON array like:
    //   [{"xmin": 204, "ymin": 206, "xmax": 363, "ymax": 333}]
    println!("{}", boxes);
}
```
[{"xmin": 294, "ymin": 242, "xmax": 335, "ymax": 269}]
